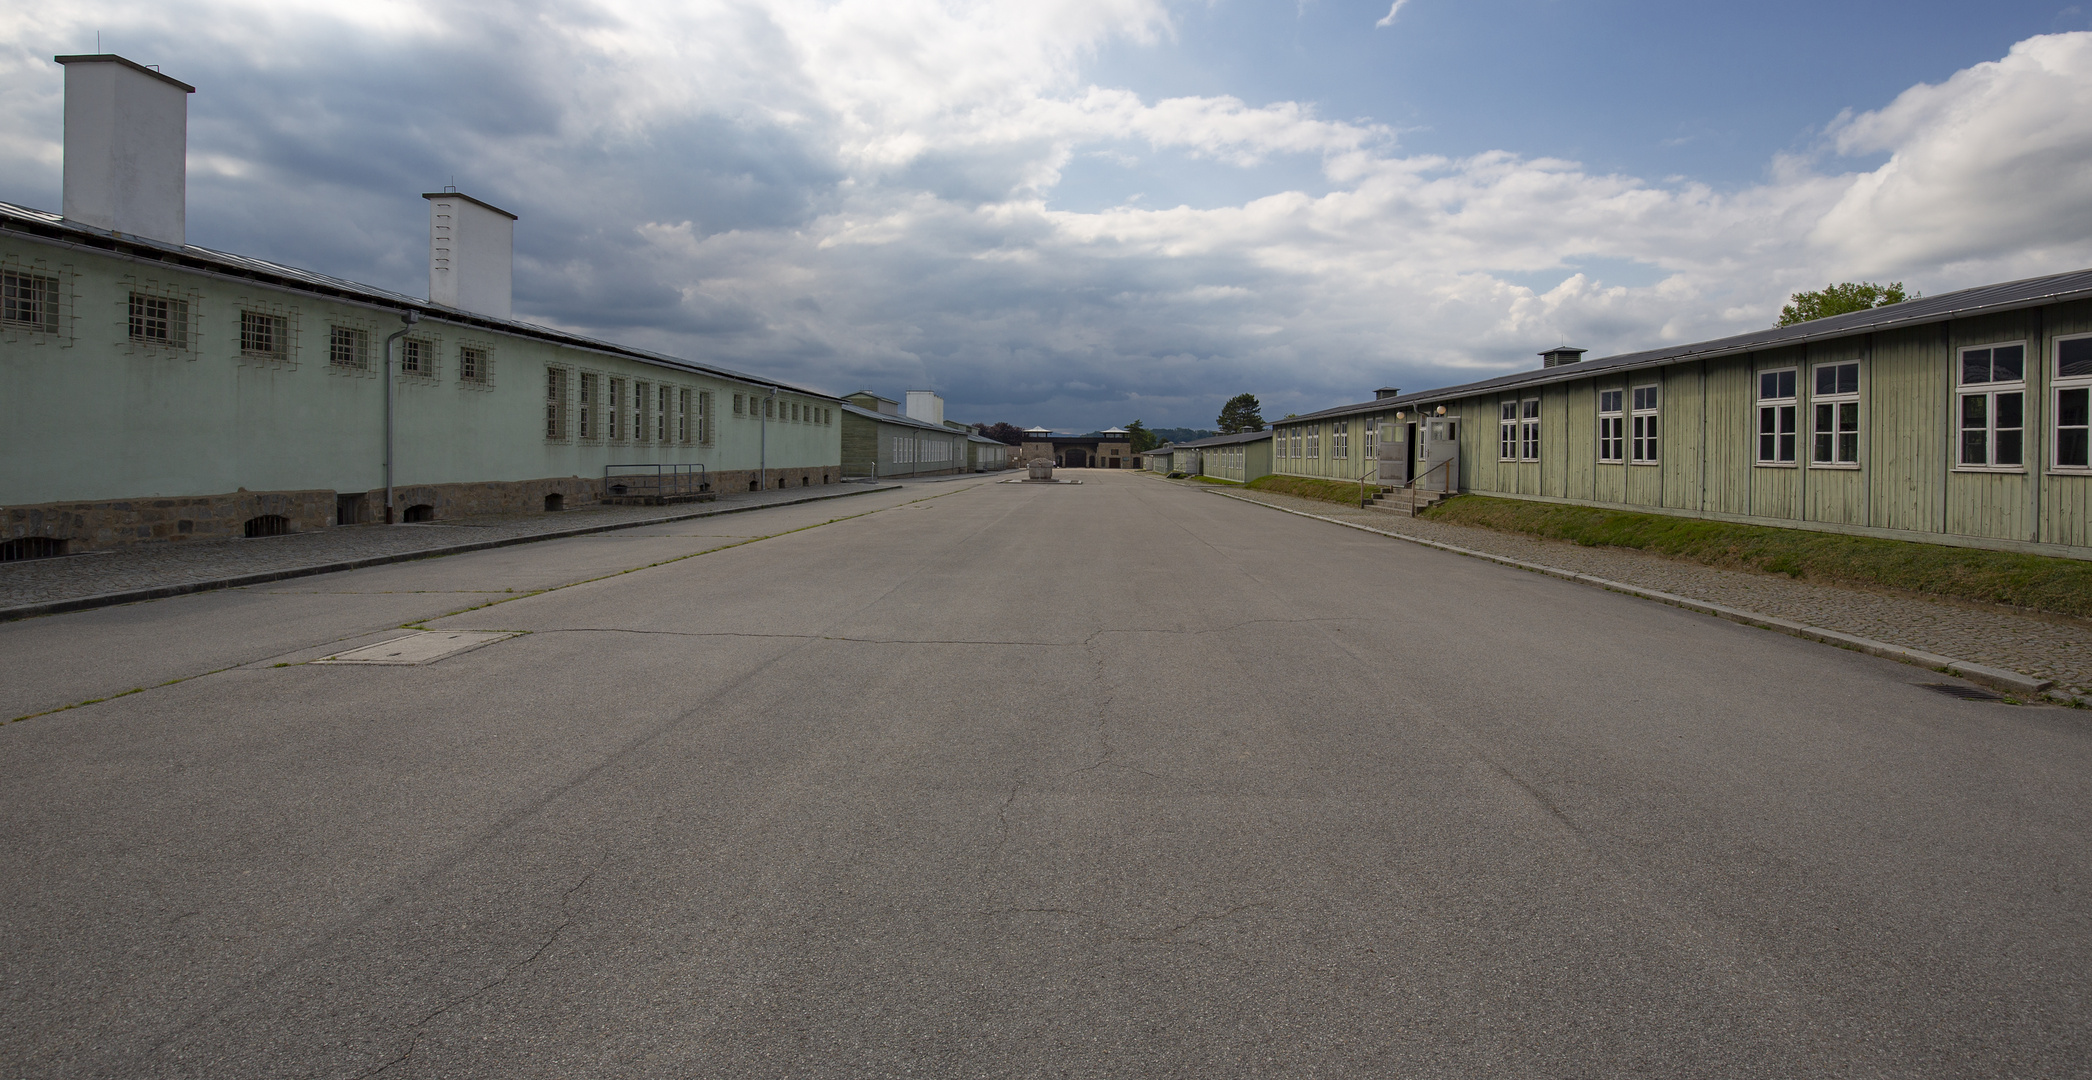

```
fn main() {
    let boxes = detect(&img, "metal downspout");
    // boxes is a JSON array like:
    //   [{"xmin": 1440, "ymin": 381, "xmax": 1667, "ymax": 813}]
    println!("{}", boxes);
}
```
[
  {"xmin": 380, "ymin": 311, "xmax": 421, "ymax": 523},
  {"xmin": 759, "ymin": 386, "xmax": 776, "ymax": 490}
]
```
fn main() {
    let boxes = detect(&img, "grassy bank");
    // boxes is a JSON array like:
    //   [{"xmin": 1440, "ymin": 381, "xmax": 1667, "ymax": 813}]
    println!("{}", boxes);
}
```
[
  {"xmin": 1246, "ymin": 474, "xmax": 1372, "ymax": 505},
  {"xmin": 1420, "ymin": 496, "xmax": 2092, "ymax": 618}
]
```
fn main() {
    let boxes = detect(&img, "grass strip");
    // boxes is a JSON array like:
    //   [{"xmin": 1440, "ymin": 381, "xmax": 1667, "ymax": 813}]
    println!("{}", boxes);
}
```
[
  {"xmin": 1421, "ymin": 496, "xmax": 2092, "ymax": 618},
  {"xmin": 1246, "ymin": 474, "xmax": 1375, "ymax": 505}
]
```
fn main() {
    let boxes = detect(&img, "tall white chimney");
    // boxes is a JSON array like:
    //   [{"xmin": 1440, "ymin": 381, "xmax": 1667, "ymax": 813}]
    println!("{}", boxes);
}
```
[
  {"xmin": 423, "ymin": 190, "xmax": 516, "ymax": 319},
  {"xmin": 905, "ymin": 391, "xmax": 944, "ymax": 426},
  {"xmin": 56, "ymin": 54, "xmax": 194, "ymax": 246}
]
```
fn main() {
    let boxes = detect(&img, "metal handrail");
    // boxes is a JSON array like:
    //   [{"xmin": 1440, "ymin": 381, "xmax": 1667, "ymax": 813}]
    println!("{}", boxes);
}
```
[{"xmin": 604, "ymin": 463, "xmax": 710, "ymax": 501}]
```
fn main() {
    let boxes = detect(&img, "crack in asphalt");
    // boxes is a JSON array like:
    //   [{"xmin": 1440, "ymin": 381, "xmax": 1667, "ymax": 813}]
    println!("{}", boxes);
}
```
[{"xmin": 356, "ymin": 869, "xmax": 598, "ymax": 1078}]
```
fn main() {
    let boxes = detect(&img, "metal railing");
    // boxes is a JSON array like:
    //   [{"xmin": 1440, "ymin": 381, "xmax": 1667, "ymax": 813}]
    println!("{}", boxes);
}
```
[
  {"xmin": 603, "ymin": 463, "xmax": 710, "ymax": 503},
  {"xmin": 1361, "ymin": 457, "xmax": 1456, "ymax": 508}
]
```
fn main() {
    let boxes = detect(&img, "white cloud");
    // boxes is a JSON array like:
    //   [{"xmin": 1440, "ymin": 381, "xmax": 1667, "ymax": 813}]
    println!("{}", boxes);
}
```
[
  {"xmin": 1375, "ymin": 0, "xmax": 1416, "ymax": 29},
  {"xmin": 5, "ymin": 6, "xmax": 2092, "ymax": 427}
]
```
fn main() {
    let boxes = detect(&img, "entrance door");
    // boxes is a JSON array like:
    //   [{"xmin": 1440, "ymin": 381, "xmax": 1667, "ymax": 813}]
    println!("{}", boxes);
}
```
[
  {"xmin": 1419, "ymin": 417, "xmax": 1460, "ymax": 490},
  {"xmin": 1377, "ymin": 422, "xmax": 1410, "ymax": 484}
]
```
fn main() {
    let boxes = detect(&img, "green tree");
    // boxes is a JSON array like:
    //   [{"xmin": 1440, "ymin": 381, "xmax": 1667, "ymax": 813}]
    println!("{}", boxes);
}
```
[
  {"xmin": 1778, "ymin": 281, "xmax": 1915, "ymax": 327},
  {"xmin": 1123, "ymin": 419, "xmax": 1160, "ymax": 453},
  {"xmin": 1216, "ymin": 393, "xmax": 1266, "ymax": 434}
]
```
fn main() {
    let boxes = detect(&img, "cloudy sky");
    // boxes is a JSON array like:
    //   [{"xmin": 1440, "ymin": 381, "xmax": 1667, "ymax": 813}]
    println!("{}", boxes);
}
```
[{"xmin": 6, "ymin": 1, "xmax": 2092, "ymax": 430}]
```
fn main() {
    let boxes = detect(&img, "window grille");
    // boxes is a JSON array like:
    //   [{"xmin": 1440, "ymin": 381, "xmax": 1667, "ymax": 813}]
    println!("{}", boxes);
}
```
[
  {"xmin": 399, "ymin": 337, "xmax": 433, "ymax": 375},
  {"xmin": 546, "ymin": 367, "xmax": 570, "ymax": 440},
  {"xmin": 658, "ymin": 385, "xmax": 670, "ymax": 442},
  {"xmin": 1598, "ymin": 390, "xmax": 1624, "ymax": 462},
  {"xmin": 2056, "ymin": 335, "xmax": 2092, "ymax": 470},
  {"xmin": 679, "ymin": 389, "xmax": 692, "ymax": 443},
  {"xmin": 458, "ymin": 344, "xmax": 489, "ymax": 384},
  {"xmin": 329, "ymin": 325, "xmax": 369, "ymax": 369},
  {"xmin": 608, "ymin": 378, "xmax": 625, "ymax": 440},
  {"xmin": 1630, "ymin": 386, "xmax": 1659, "ymax": 463},
  {"xmin": 1957, "ymin": 343, "xmax": 2025, "ymax": 469},
  {"xmin": 699, "ymin": 390, "xmax": 714, "ymax": 444},
  {"xmin": 579, "ymin": 373, "xmax": 596, "ymax": 440},
  {"xmin": 240, "ymin": 310, "xmax": 287, "ymax": 359},
  {"xmin": 131, "ymin": 292, "xmax": 189, "ymax": 349},
  {"xmin": 3, "ymin": 270, "xmax": 59, "ymax": 332},
  {"xmin": 1756, "ymin": 369, "xmax": 1797, "ymax": 464},
  {"xmin": 635, "ymin": 381, "xmax": 652, "ymax": 443},
  {"xmin": 1811, "ymin": 362, "xmax": 1860, "ymax": 466},
  {"xmin": 734, "ymin": 393, "xmax": 745, "ymax": 416}
]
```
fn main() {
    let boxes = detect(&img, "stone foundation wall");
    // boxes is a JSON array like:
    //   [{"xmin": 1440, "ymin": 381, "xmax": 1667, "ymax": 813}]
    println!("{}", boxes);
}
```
[{"xmin": 4, "ymin": 467, "xmax": 853, "ymax": 551}]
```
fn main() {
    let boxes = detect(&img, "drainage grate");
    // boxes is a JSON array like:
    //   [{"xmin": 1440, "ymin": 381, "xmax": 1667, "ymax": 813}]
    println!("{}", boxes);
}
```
[
  {"xmin": 1921, "ymin": 682, "xmax": 2006, "ymax": 702},
  {"xmin": 312, "ymin": 630, "xmax": 520, "ymax": 666}
]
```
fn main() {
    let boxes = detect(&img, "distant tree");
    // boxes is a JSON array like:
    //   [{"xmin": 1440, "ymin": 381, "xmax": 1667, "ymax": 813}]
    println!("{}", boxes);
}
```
[
  {"xmin": 1778, "ymin": 282, "xmax": 1915, "ymax": 327},
  {"xmin": 975, "ymin": 422, "xmax": 1026, "ymax": 446},
  {"xmin": 1151, "ymin": 427, "xmax": 1217, "ymax": 445},
  {"xmin": 1216, "ymin": 393, "xmax": 1266, "ymax": 434},
  {"xmin": 1123, "ymin": 420, "xmax": 1161, "ymax": 453}
]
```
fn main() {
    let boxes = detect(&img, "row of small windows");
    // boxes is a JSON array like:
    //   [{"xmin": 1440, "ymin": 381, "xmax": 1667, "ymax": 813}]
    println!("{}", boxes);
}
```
[
  {"xmin": 546, "ymin": 368, "xmax": 711, "ymax": 445},
  {"xmin": 731, "ymin": 393, "xmax": 832, "ymax": 425},
  {"xmin": 891, "ymin": 435, "xmax": 955, "ymax": 464},
  {"xmin": 102, "ymin": 289, "xmax": 498, "ymax": 384}
]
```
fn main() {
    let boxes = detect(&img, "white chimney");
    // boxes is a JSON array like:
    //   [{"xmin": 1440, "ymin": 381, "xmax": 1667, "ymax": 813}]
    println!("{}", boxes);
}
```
[
  {"xmin": 905, "ymin": 391, "xmax": 944, "ymax": 426},
  {"xmin": 423, "ymin": 190, "xmax": 516, "ymax": 319},
  {"xmin": 56, "ymin": 54, "xmax": 194, "ymax": 246}
]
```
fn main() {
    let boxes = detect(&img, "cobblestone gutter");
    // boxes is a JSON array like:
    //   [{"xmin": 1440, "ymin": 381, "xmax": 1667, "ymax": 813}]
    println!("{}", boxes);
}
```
[
  {"xmin": 1201, "ymin": 484, "xmax": 2090, "ymax": 704},
  {"xmin": 0, "ymin": 483, "xmax": 901, "ymax": 621}
]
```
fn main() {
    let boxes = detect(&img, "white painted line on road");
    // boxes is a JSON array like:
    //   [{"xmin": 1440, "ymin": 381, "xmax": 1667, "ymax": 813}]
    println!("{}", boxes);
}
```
[
  {"xmin": 311, "ymin": 630, "xmax": 521, "ymax": 666},
  {"xmin": 1207, "ymin": 490, "xmax": 2058, "ymax": 701}
]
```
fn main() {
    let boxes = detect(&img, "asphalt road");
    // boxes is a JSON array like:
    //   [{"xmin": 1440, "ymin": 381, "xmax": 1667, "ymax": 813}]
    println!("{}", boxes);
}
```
[{"xmin": 2, "ymin": 471, "xmax": 2087, "ymax": 1078}]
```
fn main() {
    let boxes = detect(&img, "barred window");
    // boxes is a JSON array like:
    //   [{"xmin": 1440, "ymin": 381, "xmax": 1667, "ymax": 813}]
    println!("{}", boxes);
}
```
[
  {"xmin": 546, "ymin": 367, "xmax": 570, "ymax": 440},
  {"xmin": 329, "ymin": 325, "xmax": 369, "ymax": 369},
  {"xmin": 658, "ymin": 385, "xmax": 671, "ymax": 441},
  {"xmin": 635, "ymin": 381, "xmax": 652, "ymax": 443},
  {"xmin": 679, "ymin": 388, "xmax": 692, "ymax": 443},
  {"xmin": 579, "ymin": 373, "xmax": 596, "ymax": 439},
  {"xmin": 609, "ymin": 378, "xmax": 625, "ymax": 440},
  {"xmin": 399, "ymin": 337, "xmax": 432, "ymax": 375},
  {"xmin": 458, "ymin": 344, "xmax": 489, "ymax": 384},
  {"xmin": 734, "ymin": 393, "xmax": 745, "ymax": 416},
  {"xmin": 3, "ymin": 270, "xmax": 59, "ymax": 332},
  {"xmin": 240, "ymin": 310, "xmax": 287, "ymax": 359},
  {"xmin": 130, "ymin": 292, "xmax": 189, "ymax": 348}
]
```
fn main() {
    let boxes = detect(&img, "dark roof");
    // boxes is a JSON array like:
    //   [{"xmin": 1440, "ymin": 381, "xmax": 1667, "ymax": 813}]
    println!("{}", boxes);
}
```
[
  {"xmin": 421, "ymin": 190, "xmax": 516, "ymax": 220},
  {"xmin": 1276, "ymin": 264, "xmax": 2092, "ymax": 425},
  {"xmin": 1177, "ymin": 429, "xmax": 1272, "ymax": 448},
  {"xmin": 840, "ymin": 402, "xmax": 969, "ymax": 434},
  {"xmin": 0, "ymin": 199, "xmax": 840, "ymax": 400}
]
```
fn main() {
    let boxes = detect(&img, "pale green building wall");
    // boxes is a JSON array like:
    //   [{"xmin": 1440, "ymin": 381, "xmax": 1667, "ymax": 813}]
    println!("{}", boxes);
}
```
[{"xmin": 0, "ymin": 231, "xmax": 841, "ymax": 507}]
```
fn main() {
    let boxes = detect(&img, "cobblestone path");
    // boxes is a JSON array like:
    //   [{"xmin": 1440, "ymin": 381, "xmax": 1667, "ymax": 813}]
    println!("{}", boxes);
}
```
[
  {"xmin": 1204, "ymin": 484, "xmax": 2092, "ymax": 702},
  {"xmin": 1, "ymin": 484, "xmax": 898, "ymax": 613}
]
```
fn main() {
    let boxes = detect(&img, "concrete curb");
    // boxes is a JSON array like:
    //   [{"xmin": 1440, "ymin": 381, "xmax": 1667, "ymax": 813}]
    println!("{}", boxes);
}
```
[
  {"xmin": 0, "ymin": 484, "xmax": 904, "ymax": 624},
  {"xmin": 1209, "ymin": 490, "xmax": 2059, "ymax": 700}
]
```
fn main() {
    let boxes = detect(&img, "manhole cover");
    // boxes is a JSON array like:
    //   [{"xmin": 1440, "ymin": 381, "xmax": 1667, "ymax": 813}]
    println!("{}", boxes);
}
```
[
  {"xmin": 312, "ymin": 630, "xmax": 519, "ymax": 666},
  {"xmin": 1920, "ymin": 682, "xmax": 2006, "ymax": 702}
]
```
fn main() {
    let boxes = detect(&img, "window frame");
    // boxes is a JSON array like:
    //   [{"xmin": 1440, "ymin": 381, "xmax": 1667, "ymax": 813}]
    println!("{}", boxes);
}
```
[
  {"xmin": 397, "ymin": 334, "xmax": 439, "ymax": 380},
  {"xmin": 1499, "ymin": 401, "xmax": 1519, "ymax": 461},
  {"xmin": 1, "ymin": 266, "xmax": 63, "ymax": 336},
  {"xmin": 545, "ymin": 366, "xmax": 571, "ymax": 441},
  {"xmin": 327, "ymin": 324, "xmax": 371, "ymax": 371},
  {"xmin": 1519, "ymin": 398, "xmax": 1541, "ymax": 462},
  {"xmin": 1755, "ymin": 367, "xmax": 1798, "ymax": 466},
  {"xmin": 1809, "ymin": 360, "xmax": 1862, "ymax": 469},
  {"xmin": 1597, "ymin": 389, "xmax": 1624, "ymax": 464},
  {"xmin": 1629, "ymin": 384, "xmax": 1659, "ymax": 465},
  {"xmin": 578, "ymin": 372, "xmax": 598, "ymax": 441},
  {"xmin": 455, "ymin": 341, "xmax": 494, "ymax": 387},
  {"xmin": 1305, "ymin": 425, "xmax": 1320, "ymax": 459},
  {"xmin": 130, "ymin": 289, "xmax": 194, "ymax": 353},
  {"xmin": 237, "ymin": 307, "xmax": 291, "ymax": 363},
  {"xmin": 2052, "ymin": 333, "xmax": 2092, "ymax": 474},
  {"xmin": 1955, "ymin": 341, "xmax": 2028, "ymax": 473}
]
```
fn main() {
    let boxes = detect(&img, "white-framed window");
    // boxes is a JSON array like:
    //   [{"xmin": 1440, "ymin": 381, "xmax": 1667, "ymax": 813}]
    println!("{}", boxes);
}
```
[
  {"xmin": 733, "ymin": 393, "xmax": 746, "ymax": 416},
  {"xmin": 1499, "ymin": 402, "xmax": 1518, "ymax": 460},
  {"xmin": 329, "ymin": 325, "xmax": 369, "ymax": 369},
  {"xmin": 1333, "ymin": 420, "xmax": 1349, "ymax": 458},
  {"xmin": 1811, "ymin": 361, "xmax": 1861, "ymax": 467},
  {"xmin": 132, "ymin": 291, "xmax": 192, "ymax": 351},
  {"xmin": 239, "ymin": 309, "xmax": 289, "ymax": 361},
  {"xmin": 457, "ymin": 343, "xmax": 491, "ymax": 386},
  {"xmin": 546, "ymin": 367, "xmax": 570, "ymax": 440},
  {"xmin": 2, "ymin": 269, "xmax": 61, "ymax": 333},
  {"xmin": 1598, "ymin": 389, "xmax": 1624, "ymax": 463},
  {"xmin": 2056, "ymin": 334, "xmax": 2092, "ymax": 472},
  {"xmin": 1630, "ymin": 385, "xmax": 1658, "ymax": 464},
  {"xmin": 398, "ymin": 336, "xmax": 437, "ymax": 378},
  {"xmin": 1520, "ymin": 398, "xmax": 1540, "ymax": 461},
  {"xmin": 578, "ymin": 373, "xmax": 597, "ymax": 440},
  {"xmin": 608, "ymin": 377, "xmax": 626, "ymax": 440},
  {"xmin": 1756, "ymin": 368, "xmax": 1797, "ymax": 465},
  {"xmin": 1305, "ymin": 426, "xmax": 1320, "ymax": 459},
  {"xmin": 678, "ymin": 388, "xmax": 692, "ymax": 443},
  {"xmin": 1363, "ymin": 422, "xmax": 1376, "ymax": 462},
  {"xmin": 657, "ymin": 385, "xmax": 671, "ymax": 442},
  {"xmin": 635, "ymin": 380, "xmax": 652, "ymax": 443},
  {"xmin": 1958, "ymin": 342, "xmax": 2026, "ymax": 470}
]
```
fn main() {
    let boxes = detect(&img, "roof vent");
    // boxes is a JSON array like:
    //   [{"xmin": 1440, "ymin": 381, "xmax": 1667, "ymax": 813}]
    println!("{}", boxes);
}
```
[
  {"xmin": 55, "ymin": 54, "xmax": 195, "ymax": 245},
  {"xmin": 1375, "ymin": 386, "xmax": 1402, "ymax": 400},
  {"xmin": 1541, "ymin": 347, "xmax": 1587, "ymax": 368},
  {"xmin": 423, "ymin": 191, "xmax": 516, "ymax": 319}
]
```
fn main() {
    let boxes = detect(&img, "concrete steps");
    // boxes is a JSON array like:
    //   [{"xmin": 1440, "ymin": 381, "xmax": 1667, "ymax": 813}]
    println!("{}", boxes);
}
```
[{"xmin": 1365, "ymin": 486, "xmax": 1451, "ymax": 517}]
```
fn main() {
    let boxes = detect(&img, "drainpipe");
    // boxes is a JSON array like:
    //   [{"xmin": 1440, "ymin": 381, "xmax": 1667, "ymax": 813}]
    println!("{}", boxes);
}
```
[
  {"xmin": 381, "ymin": 310, "xmax": 421, "ymax": 523},
  {"xmin": 759, "ymin": 385, "xmax": 777, "ymax": 490}
]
